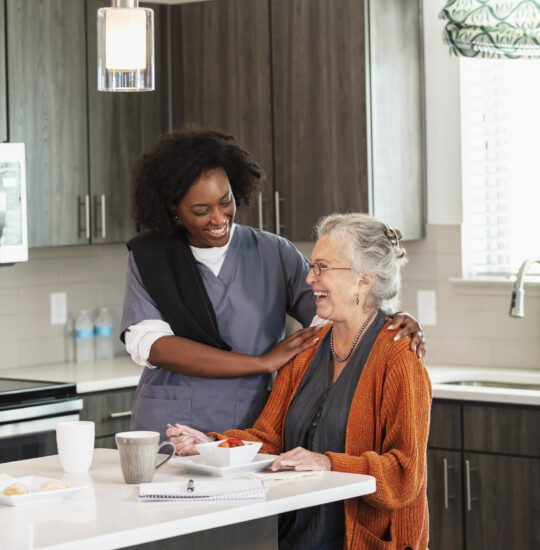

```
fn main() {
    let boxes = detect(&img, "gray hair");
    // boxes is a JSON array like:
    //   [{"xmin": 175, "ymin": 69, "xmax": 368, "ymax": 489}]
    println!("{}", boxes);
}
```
[{"xmin": 315, "ymin": 213, "xmax": 408, "ymax": 314}]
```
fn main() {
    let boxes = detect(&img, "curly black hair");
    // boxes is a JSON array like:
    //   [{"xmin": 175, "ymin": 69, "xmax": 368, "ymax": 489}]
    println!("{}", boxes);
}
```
[{"xmin": 132, "ymin": 125, "xmax": 264, "ymax": 234}]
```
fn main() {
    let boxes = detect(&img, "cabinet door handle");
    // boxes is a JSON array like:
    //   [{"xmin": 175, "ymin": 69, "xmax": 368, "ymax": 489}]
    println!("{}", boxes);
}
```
[
  {"xmin": 274, "ymin": 191, "xmax": 283, "ymax": 235},
  {"xmin": 443, "ymin": 458, "xmax": 454, "ymax": 509},
  {"xmin": 94, "ymin": 194, "xmax": 107, "ymax": 239},
  {"xmin": 257, "ymin": 191, "xmax": 264, "ymax": 231},
  {"xmin": 465, "ymin": 459, "xmax": 477, "ymax": 511},
  {"xmin": 78, "ymin": 195, "xmax": 90, "ymax": 239},
  {"xmin": 109, "ymin": 410, "xmax": 132, "ymax": 419}
]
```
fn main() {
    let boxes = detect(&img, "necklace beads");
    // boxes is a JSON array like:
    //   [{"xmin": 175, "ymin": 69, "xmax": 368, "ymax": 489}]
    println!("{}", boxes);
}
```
[{"xmin": 330, "ymin": 309, "xmax": 378, "ymax": 362}]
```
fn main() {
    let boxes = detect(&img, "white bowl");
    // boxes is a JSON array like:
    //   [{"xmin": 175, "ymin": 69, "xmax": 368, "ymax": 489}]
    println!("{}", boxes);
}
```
[{"xmin": 195, "ymin": 440, "xmax": 262, "ymax": 467}]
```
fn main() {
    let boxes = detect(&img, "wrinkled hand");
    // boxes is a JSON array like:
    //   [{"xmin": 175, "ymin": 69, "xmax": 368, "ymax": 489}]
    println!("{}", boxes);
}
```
[
  {"xmin": 165, "ymin": 423, "xmax": 210, "ymax": 456},
  {"xmin": 387, "ymin": 311, "xmax": 426, "ymax": 359},
  {"xmin": 270, "ymin": 447, "xmax": 332, "ymax": 472},
  {"xmin": 262, "ymin": 326, "xmax": 321, "ymax": 373}
]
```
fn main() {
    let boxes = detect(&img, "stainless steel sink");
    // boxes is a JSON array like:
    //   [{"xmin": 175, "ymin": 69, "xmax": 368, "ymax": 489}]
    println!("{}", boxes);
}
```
[{"xmin": 441, "ymin": 380, "xmax": 540, "ymax": 391}]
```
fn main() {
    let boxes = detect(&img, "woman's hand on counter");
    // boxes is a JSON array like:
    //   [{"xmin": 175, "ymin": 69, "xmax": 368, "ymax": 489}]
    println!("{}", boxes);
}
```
[
  {"xmin": 166, "ymin": 424, "xmax": 208, "ymax": 456},
  {"xmin": 261, "ymin": 326, "xmax": 321, "ymax": 373},
  {"xmin": 270, "ymin": 447, "xmax": 332, "ymax": 471}
]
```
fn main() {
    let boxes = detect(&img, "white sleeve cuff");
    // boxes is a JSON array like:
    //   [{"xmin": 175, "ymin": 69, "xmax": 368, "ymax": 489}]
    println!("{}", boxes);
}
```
[{"xmin": 125, "ymin": 320, "xmax": 174, "ymax": 368}]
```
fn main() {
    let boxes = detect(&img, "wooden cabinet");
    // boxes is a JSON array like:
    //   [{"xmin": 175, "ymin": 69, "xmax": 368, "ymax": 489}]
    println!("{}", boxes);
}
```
[
  {"xmin": 85, "ymin": 0, "xmax": 168, "ymax": 244},
  {"xmin": 169, "ymin": 0, "xmax": 273, "ymax": 231},
  {"xmin": 427, "ymin": 448, "xmax": 464, "ymax": 550},
  {"xmin": 80, "ymin": 387, "xmax": 135, "ymax": 449},
  {"xmin": 0, "ymin": 0, "xmax": 7, "ymax": 143},
  {"xmin": 7, "ymin": 0, "xmax": 89, "ymax": 247},
  {"xmin": 171, "ymin": 0, "xmax": 424, "ymax": 241},
  {"xmin": 428, "ymin": 400, "xmax": 540, "ymax": 550}
]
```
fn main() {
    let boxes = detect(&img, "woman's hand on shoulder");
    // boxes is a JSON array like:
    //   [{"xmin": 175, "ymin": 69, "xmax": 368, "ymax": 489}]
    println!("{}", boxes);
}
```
[
  {"xmin": 260, "ymin": 326, "xmax": 321, "ymax": 374},
  {"xmin": 387, "ymin": 311, "xmax": 426, "ymax": 359},
  {"xmin": 165, "ymin": 424, "xmax": 210, "ymax": 456},
  {"xmin": 270, "ymin": 447, "xmax": 332, "ymax": 471}
]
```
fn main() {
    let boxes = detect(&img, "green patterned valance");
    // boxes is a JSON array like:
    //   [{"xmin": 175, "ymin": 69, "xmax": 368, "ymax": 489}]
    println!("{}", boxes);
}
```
[{"xmin": 441, "ymin": 0, "xmax": 540, "ymax": 59}]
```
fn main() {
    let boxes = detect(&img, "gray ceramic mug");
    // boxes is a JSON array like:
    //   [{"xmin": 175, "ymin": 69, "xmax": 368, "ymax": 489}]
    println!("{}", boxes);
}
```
[{"xmin": 115, "ymin": 431, "xmax": 176, "ymax": 484}]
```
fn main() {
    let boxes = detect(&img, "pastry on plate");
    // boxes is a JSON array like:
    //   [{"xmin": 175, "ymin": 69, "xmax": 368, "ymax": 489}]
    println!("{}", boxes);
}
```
[
  {"xmin": 40, "ymin": 480, "xmax": 69, "ymax": 492},
  {"xmin": 3, "ymin": 482, "xmax": 29, "ymax": 496}
]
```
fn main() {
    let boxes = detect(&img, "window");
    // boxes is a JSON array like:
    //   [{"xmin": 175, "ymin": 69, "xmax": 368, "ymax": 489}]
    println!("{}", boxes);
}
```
[{"xmin": 460, "ymin": 58, "xmax": 540, "ymax": 278}]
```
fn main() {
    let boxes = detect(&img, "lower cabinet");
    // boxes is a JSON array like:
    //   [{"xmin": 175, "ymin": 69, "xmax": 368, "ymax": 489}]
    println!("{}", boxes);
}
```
[
  {"xmin": 428, "ymin": 400, "xmax": 540, "ymax": 550},
  {"xmin": 80, "ymin": 387, "xmax": 135, "ymax": 449},
  {"xmin": 427, "ymin": 449, "xmax": 463, "ymax": 550}
]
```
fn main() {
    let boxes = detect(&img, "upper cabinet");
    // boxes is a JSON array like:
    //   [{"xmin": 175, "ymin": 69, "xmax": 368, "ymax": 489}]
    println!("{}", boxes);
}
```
[
  {"xmin": 0, "ymin": 0, "xmax": 7, "ymax": 143},
  {"xmin": 171, "ymin": 0, "xmax": 424, "ymax": 241},
  {"xmin": 169, "ymin": 0, "xmax": 273, "ymax": 231},
  {"xmin": 6, "ymin": 0, "xmax": 167, "ymax": 247},
  {"xmin": 7, "ymin": 0, "xmax": 89, "ymax": 247},
  {"xmin": 86, "ymin": 0, "xmax": 168, "ymax": 244},
  {"xmin": 271, "ymin": 0, "xmax": 369, "ymax": 241}
]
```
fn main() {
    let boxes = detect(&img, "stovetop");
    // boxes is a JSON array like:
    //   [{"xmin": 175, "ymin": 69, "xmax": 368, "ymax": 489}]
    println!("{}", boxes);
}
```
[{"xmin": 0, "ymin": 378, "xmax": 77, "ymax": 409}]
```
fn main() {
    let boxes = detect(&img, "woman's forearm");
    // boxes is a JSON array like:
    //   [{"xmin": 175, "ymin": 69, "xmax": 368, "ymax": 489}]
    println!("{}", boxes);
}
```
[{"xmin": 148, "ymin": 335, "xmax": 268, "ymax": 377}]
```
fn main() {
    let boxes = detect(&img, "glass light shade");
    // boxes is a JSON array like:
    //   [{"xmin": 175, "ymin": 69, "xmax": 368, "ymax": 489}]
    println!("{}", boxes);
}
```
[{"xmin": 97, "ymin": 4, "xmax": 154, "ymax": 92}]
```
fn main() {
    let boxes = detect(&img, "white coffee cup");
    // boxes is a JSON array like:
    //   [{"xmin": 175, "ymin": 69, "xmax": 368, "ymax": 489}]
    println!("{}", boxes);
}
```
[
  {"xmin": 115, "ymin": 431, "xmax": 176, "ymax": 484},
  {"xmin": 56, "ymin": 421, "xmax": 95, "ymax": 474}
]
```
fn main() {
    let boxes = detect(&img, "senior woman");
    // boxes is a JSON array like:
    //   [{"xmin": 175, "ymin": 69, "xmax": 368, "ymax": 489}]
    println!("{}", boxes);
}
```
[{"xmin": 168, "ymin": 213, "xmax": 432, "ymax": 550}]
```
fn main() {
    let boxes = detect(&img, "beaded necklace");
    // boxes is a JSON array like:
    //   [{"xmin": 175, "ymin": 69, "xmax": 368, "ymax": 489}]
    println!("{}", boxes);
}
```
[{"xmin": 330, "ymin": 309, "xmax": 378, "ymax": 362}]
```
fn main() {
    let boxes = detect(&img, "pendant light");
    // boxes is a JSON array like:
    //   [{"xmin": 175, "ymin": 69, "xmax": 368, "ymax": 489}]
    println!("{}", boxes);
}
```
[{"xmin": 97, "ymin": 0, "xmax": 154, "ymax": 92}]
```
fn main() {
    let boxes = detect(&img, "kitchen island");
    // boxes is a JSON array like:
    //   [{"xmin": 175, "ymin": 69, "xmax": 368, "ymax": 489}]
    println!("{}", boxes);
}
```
[{"xmin": 0, "ymin": 448, "xmax": 376, "ymax": 550}]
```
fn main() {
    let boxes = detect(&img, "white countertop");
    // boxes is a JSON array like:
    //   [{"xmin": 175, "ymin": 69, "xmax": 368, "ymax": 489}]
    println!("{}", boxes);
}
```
[
  {"xmin": 0, "ymin": 449, "xmax": 376, "ymax": 550},
  {"xmin": 0, "ymin": 356, "xmax": 143, "ymax": 394},
  {"xmin": 429, "ymin": 364, "xmax": 540, "ymax": 406},
  {"xmin": 1, "ymin": 356, "xmax": 539, "ymax": 405}
]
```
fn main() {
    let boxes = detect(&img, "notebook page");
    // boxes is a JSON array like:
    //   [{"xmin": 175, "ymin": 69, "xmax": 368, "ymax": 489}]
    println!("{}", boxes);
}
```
[{"xmin": 139, "ymin": 479, "xmax": 266, "ymax": 501}]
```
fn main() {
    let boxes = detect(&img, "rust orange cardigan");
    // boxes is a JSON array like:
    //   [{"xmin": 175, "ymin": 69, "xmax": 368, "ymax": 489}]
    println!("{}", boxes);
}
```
[{"xmin": 211, "ymin": 322, "xmax": 432, "ymax": 550}]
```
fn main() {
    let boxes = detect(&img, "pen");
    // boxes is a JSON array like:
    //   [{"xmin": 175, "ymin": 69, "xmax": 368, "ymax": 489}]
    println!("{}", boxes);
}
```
[{"xmin": 187, "ymin": 479, "xmax": 195, "ymax": 493}]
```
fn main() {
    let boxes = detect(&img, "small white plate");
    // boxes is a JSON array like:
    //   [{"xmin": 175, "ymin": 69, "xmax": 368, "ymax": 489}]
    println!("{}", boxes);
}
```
[
  {"xmin": 0, "ymin": 476, "xmax": 86, "ymax": 507},
  {"xmin": 170, "ymin": 453, "xmax": 277, "ymax": 478}
]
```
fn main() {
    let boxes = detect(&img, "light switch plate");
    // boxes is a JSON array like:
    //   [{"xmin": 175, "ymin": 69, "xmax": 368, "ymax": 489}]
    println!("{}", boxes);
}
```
[
  {"xmin": 417, "ymin": 290, "xmax": 437, "ymax": 326},
  {"xmin": 50, "ymin": 292, "xmax": 67, "ymax": 325}
]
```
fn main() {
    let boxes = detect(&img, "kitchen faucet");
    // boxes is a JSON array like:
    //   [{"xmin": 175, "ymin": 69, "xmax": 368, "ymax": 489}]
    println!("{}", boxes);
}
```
[{"xmin": 509, "ymin": 259, "xmax": 540, "ymax": 317}]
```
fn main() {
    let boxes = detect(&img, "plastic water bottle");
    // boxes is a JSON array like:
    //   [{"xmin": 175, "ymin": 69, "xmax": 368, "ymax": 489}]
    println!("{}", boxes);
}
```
[
  {"xmin": 95, "ymin": 307, "xmax": 114, "ymax": 360},
  {"xmin": 75, "ymin": 310, "xmax": 95, "ymax": 363}
]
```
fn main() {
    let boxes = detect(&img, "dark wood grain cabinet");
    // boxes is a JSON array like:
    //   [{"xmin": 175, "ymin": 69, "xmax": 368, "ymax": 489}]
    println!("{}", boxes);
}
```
[
  {"xmin": 85, "ymin": 0, "xmax": 168, "ymax": 244},
  {"xmin": 428, "ymin": 400, "xmax": 540, "ymax": 550},
  {"xmin": 80, "ymin": 387, "xmax": 135, "ymax": 449},
  {"xmin": 170, "ymin": 0, "xmax": 424, "ymax": 241},
  {"xmin": 0, "ymin": 0, "xmax": 7, "ymax": 143},
  {"xmin": 169, "ymin": 0, "xmax": 273, "ymax": 231},
  {"xmin": 7, "ymin": 0, "xmax": 90, "ymax": 247}
]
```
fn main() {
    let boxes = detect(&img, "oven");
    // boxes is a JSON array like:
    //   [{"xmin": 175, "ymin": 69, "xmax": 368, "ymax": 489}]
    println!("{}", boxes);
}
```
[{"xmin": 0, "ymin": 378, "xmax": 82, "ymax": 463}]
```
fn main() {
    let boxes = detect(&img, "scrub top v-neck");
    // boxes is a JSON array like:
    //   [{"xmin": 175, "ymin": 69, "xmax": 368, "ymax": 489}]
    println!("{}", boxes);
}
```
[{"xmin": 122, "ymin": 224, "xmax": 316, "ymax": 436}]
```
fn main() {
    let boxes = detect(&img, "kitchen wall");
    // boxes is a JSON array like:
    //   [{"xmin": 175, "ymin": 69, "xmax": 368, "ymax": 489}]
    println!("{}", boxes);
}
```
[
  {"xmin": 0, "ymin": 245, "xmax": 127, "ymax": 369},
  {"xmin": 1, "ymin": 0, "xmax": 538, "ymax": 372}
]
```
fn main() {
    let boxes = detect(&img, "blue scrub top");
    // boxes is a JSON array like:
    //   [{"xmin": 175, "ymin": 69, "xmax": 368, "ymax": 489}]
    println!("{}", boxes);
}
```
[{"xmin": 121, "ymin": 225, "xmax": 316, "ymax": 436}]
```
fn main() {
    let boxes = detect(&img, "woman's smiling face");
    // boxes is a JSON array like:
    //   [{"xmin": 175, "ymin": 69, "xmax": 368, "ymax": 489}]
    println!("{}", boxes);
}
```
[
  {"xmin": 306, "ymin": 235, "xmax": 360, "ymax": 321},
  {"xmin": 175, "ymin": 168, "xmax": 236, "ymax": 248}
]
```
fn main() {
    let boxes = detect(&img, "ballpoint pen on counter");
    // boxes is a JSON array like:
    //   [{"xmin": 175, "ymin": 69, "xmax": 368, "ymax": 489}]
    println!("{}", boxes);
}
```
[{"xmin": 166, "ymin": 423, "xmax": 208, "ymax": 442}]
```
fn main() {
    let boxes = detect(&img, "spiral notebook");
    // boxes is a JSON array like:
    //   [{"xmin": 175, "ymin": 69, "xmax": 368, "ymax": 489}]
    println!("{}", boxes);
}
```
[{"xmin": 139, "ymin": 478, "xmax": 267, "ymax": 502}]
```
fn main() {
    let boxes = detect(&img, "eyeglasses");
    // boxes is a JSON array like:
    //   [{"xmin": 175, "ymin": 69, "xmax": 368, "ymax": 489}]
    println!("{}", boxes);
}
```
[{"xmin": 307, "ymin": 262, "xmax": 352, "ymax": 277}]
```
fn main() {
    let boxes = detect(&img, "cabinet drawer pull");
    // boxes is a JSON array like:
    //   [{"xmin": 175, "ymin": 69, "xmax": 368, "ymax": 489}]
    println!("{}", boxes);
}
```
[
  {"xmin": 94, "ymin": 194, "xmax": 107, "ymax": 239},
  {"xmin": 109, "ymin": 411, "xmax": 132, "ymax": 419},
  {"xmin": 274, "ymin": 191, "xmax": 283, "ymax": 235},
  {"xmin": 257, "ymin": 191, "xmax": 264, "ymax": 231},
  {"xmin": 443, "ymin": 458, "xmax": 454, "ymax": 509},
  {"xmin": 78, "ymin": 195, "xmax": 90, "ymax": 239},
  {"xmin": 465, "ymin": 459, "xmax": 477, "ymax": 511}
]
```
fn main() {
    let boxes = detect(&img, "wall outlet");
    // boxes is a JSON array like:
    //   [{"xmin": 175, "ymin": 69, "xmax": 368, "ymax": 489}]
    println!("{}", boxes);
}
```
[
  {"xmin": 417, "ymin": 290, "xmax": 437, "ymax": 326},
  {"xmin": 50, "ymin": 292, "xmax": 67, "ymax": 325}
]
